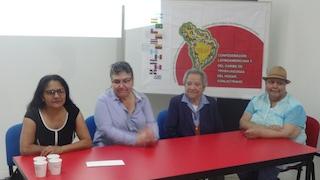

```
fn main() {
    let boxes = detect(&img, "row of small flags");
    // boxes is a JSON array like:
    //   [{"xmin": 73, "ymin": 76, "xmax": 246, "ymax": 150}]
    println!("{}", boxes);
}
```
[{"xmin": 149, "ymin": 15, "xmax": 163, "ymax": 76}]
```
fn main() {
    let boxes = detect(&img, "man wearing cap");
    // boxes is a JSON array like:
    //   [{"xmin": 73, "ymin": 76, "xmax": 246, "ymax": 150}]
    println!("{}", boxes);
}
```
[{"xmin": 238, "ymin": 66, "xmax": 306, "ymax": 180}]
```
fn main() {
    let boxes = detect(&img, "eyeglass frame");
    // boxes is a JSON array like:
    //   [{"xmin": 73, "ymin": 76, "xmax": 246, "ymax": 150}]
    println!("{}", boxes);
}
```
[
  {"xmin": 111, "ymin": 77, "xmax": 133, "ymax": 87},
  {"xmin": 44, "ymin": 88, "xmax": 66, "ymax": 96}
]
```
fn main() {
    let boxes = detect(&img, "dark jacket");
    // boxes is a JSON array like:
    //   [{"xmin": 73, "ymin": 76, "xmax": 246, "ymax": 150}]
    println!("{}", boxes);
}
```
[{"xmin": 165, "ymin": 94, "xmax": 223, "ymax": 138}]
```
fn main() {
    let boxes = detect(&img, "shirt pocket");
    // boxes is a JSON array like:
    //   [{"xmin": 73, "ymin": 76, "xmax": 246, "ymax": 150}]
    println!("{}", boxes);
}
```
[
  {"xmin": 129, "ymin": 108, "xmax": 147, "ymax": 130},
  {"xmin": 266, "ymin": 109, "xmax": 284, "ymax": 126}
]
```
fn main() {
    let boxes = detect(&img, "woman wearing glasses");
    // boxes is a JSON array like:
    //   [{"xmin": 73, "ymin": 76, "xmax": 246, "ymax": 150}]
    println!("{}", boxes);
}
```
[
  {"xmin": 93, "ymin": 61, "xmax": 158, "ymax": 146},
  {"xmin": 20, "ymin": 75, "xmax": 92, "ymax": 156}
]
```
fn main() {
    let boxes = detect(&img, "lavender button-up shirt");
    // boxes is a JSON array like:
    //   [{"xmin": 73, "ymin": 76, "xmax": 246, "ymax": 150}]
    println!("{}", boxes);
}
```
[{"xmin": 93, "ymin": 88, "xmax": 159, "ymax": 146}]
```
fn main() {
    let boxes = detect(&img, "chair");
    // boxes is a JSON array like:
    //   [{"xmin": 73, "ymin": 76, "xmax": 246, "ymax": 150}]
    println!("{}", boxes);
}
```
[
  {"xmin": 157, "ymin": 110, "xmax": 168, "ymax": 139},
  {"xmin": 217, "ymin": 98, "xmax": 250, "ymax": 132},
  {"xmin": 5, "ymin": 123, "xmax": 23, "ymax": 176},
  {"xmin": 280, "ymin": 116, "xmax": 319, "ymax": 180},
  {"xmin": 85, "ymin": 116, "xmax": 96, "ymax": 140}
]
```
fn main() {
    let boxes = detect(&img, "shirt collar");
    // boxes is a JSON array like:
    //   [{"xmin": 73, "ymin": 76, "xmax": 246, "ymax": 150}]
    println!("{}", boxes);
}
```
[
  {"xmin": 265, "ymin": 92, "xmax": 289, "ymax": 106},
  {"xmin": 109, "ymin": 88, "xmax": 142, "ymax": 102},
  {"xmin": 181, "ymin": 93, "xmax": 209, "ymax": 111}
]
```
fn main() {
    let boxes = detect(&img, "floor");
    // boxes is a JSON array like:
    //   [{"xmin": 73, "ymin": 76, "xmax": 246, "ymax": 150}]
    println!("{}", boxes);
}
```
[{"xmin": 224, "ymin": 156, "xmax": 320, "ymax": 180}]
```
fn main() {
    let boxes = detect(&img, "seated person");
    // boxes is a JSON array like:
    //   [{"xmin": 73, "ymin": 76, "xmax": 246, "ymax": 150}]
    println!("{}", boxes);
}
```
[
  {"xmin": 93, "ymin": 61, "xmax": 158, "ymax": 146},
  {"xmin": 165, "ymin": 68, "xmax": 223, "ymax": 138},
  {"xmin": 20, "ymin": 75, "xmax": 92, "ymax": 156},
  {"xmin": 238, "ymin": 66, "xmax": 306, "ymax": 180}
]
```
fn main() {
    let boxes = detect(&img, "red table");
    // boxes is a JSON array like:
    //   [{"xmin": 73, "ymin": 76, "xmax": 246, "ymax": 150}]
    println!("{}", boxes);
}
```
[{"xmin": 14, "ymin": 130, "xmax": 317, "ymax": 180}]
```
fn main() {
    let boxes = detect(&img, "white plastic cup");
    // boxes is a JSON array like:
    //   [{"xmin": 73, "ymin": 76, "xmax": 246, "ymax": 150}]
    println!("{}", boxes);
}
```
[
  {"xmin": 34, "ymin": 160, "xmax": 48, "ymax": 178},
  {"xmin": 48, "ymin": 158, "xmax": 62, "ymax": 175},
  {"xmin": 47, "ymin": 154, "xmax": 60, "ymax": 160},
  {"xmin": 33, "ymin": 156, "xmax": 47, "ymax": 162}
]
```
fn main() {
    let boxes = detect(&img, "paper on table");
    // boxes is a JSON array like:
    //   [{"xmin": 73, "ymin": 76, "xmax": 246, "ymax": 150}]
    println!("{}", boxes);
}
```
[{"xmin": 86, "ymin": 160, "xmax": 125, "ymax": 167}]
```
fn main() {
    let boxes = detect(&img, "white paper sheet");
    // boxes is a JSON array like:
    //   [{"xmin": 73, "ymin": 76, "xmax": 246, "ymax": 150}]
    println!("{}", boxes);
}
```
[{"xmin": 86, "ymin": 160, "xmax": 125, "ymax": 167}]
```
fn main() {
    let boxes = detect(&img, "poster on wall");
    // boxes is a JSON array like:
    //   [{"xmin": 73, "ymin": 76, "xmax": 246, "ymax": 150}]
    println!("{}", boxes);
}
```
[{"xmin": 126, "ymin": 0, "xmax": 271, "ymax": 99}]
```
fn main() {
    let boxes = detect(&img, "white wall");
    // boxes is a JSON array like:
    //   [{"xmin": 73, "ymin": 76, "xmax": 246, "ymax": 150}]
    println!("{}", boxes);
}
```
[
  {"xmin": 0, "ymin": 36, "xmax": 119, "ymax": 177},
  {"xmin": 266, "ymin": 0, "xmax": 320, "ymax": 119}
]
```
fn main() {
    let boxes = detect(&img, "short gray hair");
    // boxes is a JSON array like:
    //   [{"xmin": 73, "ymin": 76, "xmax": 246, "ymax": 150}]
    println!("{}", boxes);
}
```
[
  {"xmin": 182, "ymin": 68, "xmax": 208, "ymax": 88},
  {"xmin": 109, "ymin": 61, "xmax": 134, "ymax": 80}
]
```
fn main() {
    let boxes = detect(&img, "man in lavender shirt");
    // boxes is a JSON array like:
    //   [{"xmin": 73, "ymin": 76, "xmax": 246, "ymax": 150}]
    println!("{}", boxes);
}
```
[{"xmin": 93, "ymin": 61, "xmax": 159, "ymax": 146}]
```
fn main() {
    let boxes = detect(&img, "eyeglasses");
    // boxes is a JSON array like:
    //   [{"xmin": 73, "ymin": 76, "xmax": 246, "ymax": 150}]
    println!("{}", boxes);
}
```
[
  {"xmin": 185, "ymin": 81, "xmax": 202, "ymax": 88},
  {"xmin": 112, "ymin": 78, "xmax": 132, "ymax": 86},
  {"xmin": 45, "ymin": 88, "xmax": 65, "ymax": 96}
]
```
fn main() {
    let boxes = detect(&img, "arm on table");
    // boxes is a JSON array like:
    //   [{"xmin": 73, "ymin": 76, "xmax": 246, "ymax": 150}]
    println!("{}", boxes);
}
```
[
  {"xmin": 240, "ymin": 112, "xmax": 301, "ymax": 139},
  {"xmin": 138, "ymin": 96, "xmax": 159, "ymax": 145},
  {"xmin": 95, "ymin": 98, "xmax": 158, "ymax": 146},
  {"xmin": 47, "ymin": 112, "xmax": 92, "ymax": 155},
  {"xmin": 20, "ymin": 118, "xmax": 46, "ymax": 155},
  {"xmin": 20, "ymin": 113, "xmax": 92, "ymax": 156}
]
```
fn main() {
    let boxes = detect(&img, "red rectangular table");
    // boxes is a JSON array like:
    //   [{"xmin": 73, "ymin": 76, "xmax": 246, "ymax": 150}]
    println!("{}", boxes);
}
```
[{"xmin": 14, "ymin": 130, "xmax": 317, "ymax": 180}]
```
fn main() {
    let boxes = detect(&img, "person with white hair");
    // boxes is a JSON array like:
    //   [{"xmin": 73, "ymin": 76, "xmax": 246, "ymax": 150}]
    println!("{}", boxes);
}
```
[{"xmin": 165, "ymin": 68, "xmax": 223, "ymax": 138}]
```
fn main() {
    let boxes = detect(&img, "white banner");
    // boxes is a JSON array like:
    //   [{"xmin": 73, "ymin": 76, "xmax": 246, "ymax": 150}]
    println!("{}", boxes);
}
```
[{"xmin": 126, "ymin": 0, "xmax": 271, "ymax": 99}]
